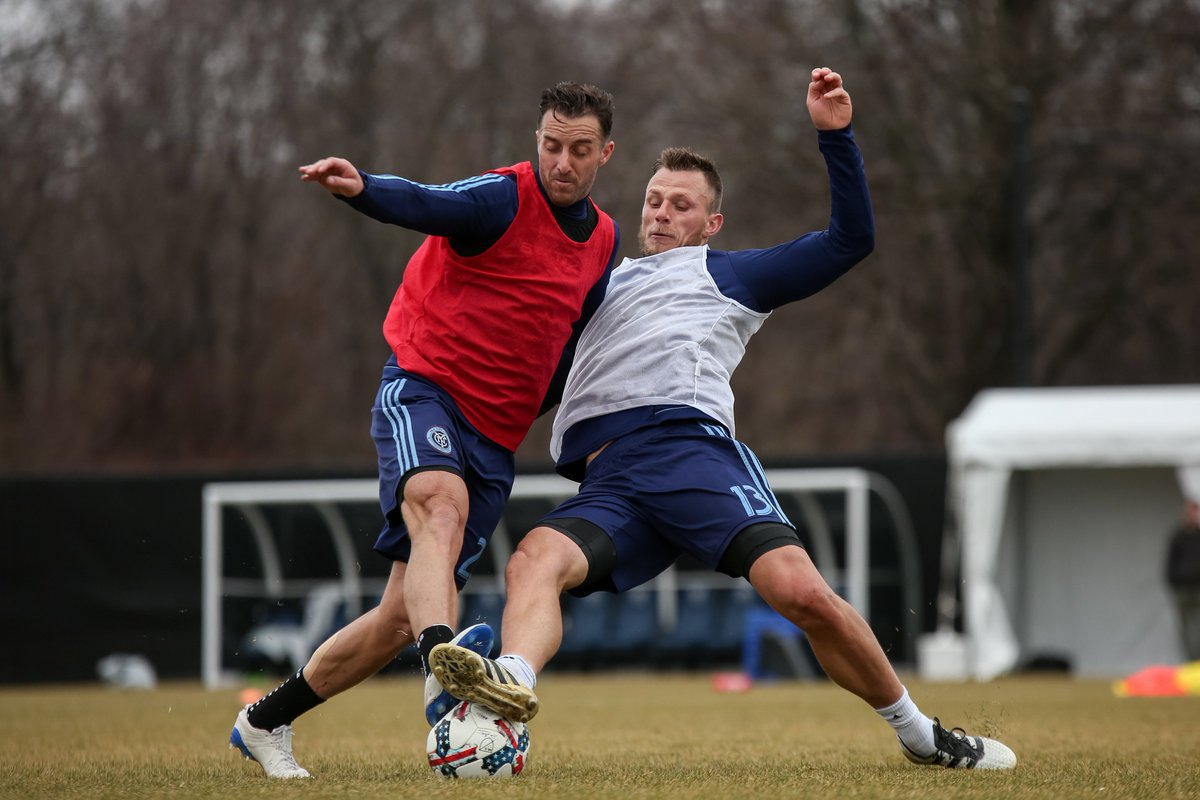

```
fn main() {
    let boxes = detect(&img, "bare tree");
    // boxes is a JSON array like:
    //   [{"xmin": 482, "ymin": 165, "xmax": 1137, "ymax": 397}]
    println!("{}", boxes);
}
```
[
  {"xmin": 2, "ymin": 0, "xmax": 1197, "ymax": 473},
  {"xmin": 824, "ymin": 0, "xmax": 1200, "ymax": 446}
]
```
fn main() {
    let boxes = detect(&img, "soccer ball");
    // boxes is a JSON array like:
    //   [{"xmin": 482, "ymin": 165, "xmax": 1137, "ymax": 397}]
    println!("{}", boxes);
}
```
[{"xmin": 426, "ymin": 700, "xmax": 530, "ymax": 778}]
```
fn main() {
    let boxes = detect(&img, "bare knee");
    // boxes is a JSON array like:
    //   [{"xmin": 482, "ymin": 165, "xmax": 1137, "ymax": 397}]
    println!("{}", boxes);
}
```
[
  {"xmin": 405, "ymin": 489, "xmax": 464, "ymax": 530},
  {"xmin": 505, "ymin": 528, "xmax": 588, "ymax": 593},
  {"xmin": 505, "ymin": 544, "xmax": 567, "ymax": 590},
  {"xmin": 505, "ymin": 548, "xmax": 538, "ymax": 586},
  {"xmin": 401, "ymin": 471, "xmax": 468, "ymax": 547}
]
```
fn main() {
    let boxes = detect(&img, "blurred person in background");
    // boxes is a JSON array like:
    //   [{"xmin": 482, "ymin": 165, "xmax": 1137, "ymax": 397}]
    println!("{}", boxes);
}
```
[
  {"xmin": 229, "ymin": 81, "xmax": 620, "ymax": 778},
  {"xmin": 1166, "ymin": 497, "xmax": 1200, "ymax": 661},
  {"xmin": 430, "ymin": 68, "xmax": 1016, "ymax": 771}
]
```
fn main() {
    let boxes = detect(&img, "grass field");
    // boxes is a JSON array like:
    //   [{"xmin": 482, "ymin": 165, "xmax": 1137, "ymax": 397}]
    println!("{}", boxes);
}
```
[{"xmin": 1, "ymin": 672, "xmax": 1197, "ymax": 799}]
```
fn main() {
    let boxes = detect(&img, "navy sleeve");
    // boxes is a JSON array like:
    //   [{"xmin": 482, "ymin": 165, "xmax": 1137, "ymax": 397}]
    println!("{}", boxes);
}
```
[
  {"xmin": 709, "ymin": 125, "xmax": 875, "ymax": 312},
  {"xmin": 340, "ymin": 170, "xmax": 519, "ymax": 242},
  {"xmin": 537, "ymin": 223, "xmax": 622, "ymax": 416}
]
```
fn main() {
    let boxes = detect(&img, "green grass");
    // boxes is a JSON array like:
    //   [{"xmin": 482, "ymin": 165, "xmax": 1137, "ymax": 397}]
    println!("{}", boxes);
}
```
[{"xmin": 1, "ymin": 673, "xmax": 1197, "ymax": 799}]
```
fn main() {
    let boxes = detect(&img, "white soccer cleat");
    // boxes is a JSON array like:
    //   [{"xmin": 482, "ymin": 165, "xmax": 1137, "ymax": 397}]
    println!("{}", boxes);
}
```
[
  {"xmin": 229, "ymin": 705, "xmax": 312, "ymax": 779},
  {"xmin": 429, "ymin": 643, "xmax": 539, "ymax": 723},
  {"xmin": 424, "ymin": 623, "xmax": 497, "ymax": 725},
  {"xmin": 901, "ymin": 717, "xmax": 1017, "ymax": 770}
]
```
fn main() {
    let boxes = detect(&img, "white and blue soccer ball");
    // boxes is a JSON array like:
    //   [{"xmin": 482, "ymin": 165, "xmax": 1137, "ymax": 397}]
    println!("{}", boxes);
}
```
[{"xmin": 426, "ymin": 700, "xmax": 530, "ymax": 778}]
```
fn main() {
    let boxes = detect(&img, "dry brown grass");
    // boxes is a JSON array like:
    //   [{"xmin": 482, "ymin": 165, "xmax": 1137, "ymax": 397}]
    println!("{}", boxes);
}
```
[{"xmin": 1, "ymin": 673, "xmax": 1197, "ymax": 799}]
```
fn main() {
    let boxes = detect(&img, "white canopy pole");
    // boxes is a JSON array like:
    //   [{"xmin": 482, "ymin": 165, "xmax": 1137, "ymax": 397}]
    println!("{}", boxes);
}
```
[{"xmin": 958, "ymin": 465, "xmax": 1019, "ymax": 679}]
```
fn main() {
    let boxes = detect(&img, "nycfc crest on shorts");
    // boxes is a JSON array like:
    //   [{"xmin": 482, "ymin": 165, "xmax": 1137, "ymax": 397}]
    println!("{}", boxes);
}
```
[{"xmin": 426, "ymin": 426, "xmax": 453, "ymax": 454}]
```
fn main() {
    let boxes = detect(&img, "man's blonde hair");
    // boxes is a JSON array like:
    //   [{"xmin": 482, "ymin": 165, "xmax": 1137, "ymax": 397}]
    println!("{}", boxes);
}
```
[{"xmin": 653, "ymin": 147, "xmax": 722, "ymax": 212}]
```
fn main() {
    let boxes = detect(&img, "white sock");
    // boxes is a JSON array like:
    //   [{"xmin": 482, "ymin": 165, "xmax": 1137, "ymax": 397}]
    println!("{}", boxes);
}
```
[
  {"xmin": 495, "ymin": 654, "xmax": 537, "ymax": 689},
  {"xmin": 875, "ymin": 687, "xmax": 936, "ymax": 756}
]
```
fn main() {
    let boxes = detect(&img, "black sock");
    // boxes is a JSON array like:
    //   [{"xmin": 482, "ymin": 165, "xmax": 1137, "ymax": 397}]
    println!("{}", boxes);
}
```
[
  {"xmin": 417, "ymin": 624, "xmax": 454, "ymax": 676},
  {"xmin": 246, "ymin": 669, "xmax": 324, "ymax": 731}
]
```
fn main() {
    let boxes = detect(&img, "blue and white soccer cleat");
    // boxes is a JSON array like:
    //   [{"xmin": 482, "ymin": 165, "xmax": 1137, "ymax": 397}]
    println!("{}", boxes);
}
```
[
  {"xmin": 229, "ymin": 705, "xmax": 312, "ymax": 779},
  {"xmin": 424, "ymin": 623, "xmax": 496, "ymax": 725},
  {"xmin": 901, "ymin": 717, "xmax": 1017, "ymax": 769}
]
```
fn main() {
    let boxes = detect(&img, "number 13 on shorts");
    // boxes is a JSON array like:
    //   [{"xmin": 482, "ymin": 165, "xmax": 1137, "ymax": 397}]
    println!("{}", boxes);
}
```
[{"xmin": 731, "ymin": 484, "xmax": 776, "ymax": 516}]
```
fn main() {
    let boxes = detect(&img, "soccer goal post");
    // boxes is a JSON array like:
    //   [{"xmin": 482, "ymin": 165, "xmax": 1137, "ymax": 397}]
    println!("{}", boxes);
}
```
[{"xmin": 201, "ymin": 469, "xmax": 921, "ymax": 688}]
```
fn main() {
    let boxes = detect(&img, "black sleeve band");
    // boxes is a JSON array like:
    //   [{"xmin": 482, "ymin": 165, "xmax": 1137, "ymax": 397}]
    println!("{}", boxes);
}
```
[
  {"xmin": 541, "ymin": 517, "xmax": 618, "ymax": 596},
  {"xmin": 717, "ymin": 522, "xmax": 803, "ymax": 579}
]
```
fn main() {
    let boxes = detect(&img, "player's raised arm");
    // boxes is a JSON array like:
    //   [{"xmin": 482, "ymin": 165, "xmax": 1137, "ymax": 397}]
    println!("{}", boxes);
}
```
[
  {"xmin": 298, "ymin": 156, "xmax": 365, "ymax": 198},
  {"xmin": 705, "ymin": 68, "xmax": 871, "ymax": 312},
  {"xmin": 807, "ymin": 67, "xmax": 852, "ymax": 131}
]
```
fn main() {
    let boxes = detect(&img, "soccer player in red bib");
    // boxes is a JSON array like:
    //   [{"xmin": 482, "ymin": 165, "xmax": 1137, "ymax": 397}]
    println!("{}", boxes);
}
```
[{"xmin": 230, "ymin": 82, "xmax": 620, "ymax": 778}]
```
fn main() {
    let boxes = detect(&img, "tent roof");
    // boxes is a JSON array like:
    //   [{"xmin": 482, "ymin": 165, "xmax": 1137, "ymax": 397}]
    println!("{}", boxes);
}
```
[{"xmin": 947, "ymin": 385, "xmax": 1200, "ymax": 470}]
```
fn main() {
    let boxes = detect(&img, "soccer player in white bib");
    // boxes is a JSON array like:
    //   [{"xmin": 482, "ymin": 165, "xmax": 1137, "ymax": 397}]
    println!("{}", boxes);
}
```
[{"xmin": 429, "ymin": 67, "xmax": 1016, "ymax": 770}]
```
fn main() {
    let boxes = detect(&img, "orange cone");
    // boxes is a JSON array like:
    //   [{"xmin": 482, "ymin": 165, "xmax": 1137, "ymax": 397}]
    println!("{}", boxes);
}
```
[{"xmin": 1113, "ymin": 665, "xmax": 1186, "ymax": 697}]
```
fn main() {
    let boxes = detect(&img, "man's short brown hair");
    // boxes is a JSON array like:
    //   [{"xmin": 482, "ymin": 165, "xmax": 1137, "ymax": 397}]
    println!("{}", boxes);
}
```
[{"xmin": 539, "ymin": 82, "xmax": 615, "ymax": 140}]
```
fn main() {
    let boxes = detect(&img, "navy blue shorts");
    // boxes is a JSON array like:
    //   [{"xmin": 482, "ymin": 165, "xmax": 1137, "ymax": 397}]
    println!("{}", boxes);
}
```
[
  {"xmin": 538, "ymin": 421, "xmax": 795, "ymax": 593},
  {"xmin": 371, "ymin": 358, "xmax": 515, "ymax": 589}
]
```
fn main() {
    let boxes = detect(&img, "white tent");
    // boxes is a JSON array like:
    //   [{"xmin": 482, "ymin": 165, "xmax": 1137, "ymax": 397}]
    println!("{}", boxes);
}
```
[{"xmin": 945, "ymin": 385, "xmax": 1200, "ymax": 679}]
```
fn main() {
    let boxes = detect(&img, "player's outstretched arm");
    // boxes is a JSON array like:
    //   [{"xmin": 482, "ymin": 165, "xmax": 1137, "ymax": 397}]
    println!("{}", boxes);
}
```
[
  {"xmin": 298, "ymin": 156, "xmax": 365, "ymax": 198},
  {"xmin": 807, "ymin": 67, "xmax": 852, "ymax": 131}
]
